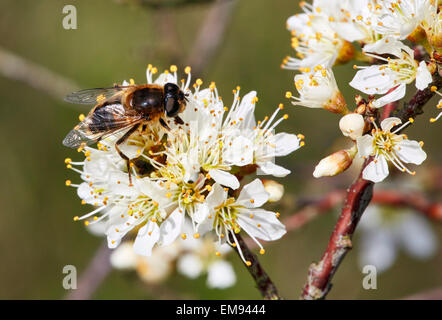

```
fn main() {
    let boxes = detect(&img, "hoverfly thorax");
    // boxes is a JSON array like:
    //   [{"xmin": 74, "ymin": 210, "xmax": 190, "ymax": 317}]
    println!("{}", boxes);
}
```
[
  {"xmin": 164, "ymin": 83, "xmax": 186, "ymax": 117},
  {"xmin": 130, "ymin": 87, "xmax": 163, "ymax": 113}
]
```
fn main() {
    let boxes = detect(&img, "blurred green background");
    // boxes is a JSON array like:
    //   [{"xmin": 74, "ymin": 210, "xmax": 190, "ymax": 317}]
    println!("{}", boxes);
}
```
[{"xmin": 0, "ymin": 0, "xmax": 441, "ymax": 299}]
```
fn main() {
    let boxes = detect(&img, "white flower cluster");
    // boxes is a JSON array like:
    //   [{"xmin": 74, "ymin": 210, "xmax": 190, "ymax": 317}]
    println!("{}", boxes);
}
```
[
  {"xmin": 65, "ymin": 65, "xmax": 303, "ymax": 265},
  {"xmin": 283, "ymin": 0, "xmax": 441, "ymax": 183}
]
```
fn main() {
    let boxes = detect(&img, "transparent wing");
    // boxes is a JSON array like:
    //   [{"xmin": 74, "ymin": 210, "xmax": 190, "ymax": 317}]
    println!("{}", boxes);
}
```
[
  {"xmin": 64, "ymin": 86, "xmax": 132, "ymax": 105},
  {"xmin": 62, "ymin": 103, "xmax": 144, "ymax": 148}
]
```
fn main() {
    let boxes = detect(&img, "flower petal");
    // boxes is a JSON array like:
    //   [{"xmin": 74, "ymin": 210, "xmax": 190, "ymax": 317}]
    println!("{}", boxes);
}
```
[
  {"xmin": 269, "ymin": 133, "xmax": 301, "ymax": 156},
  {"xmin": 208, "ymin": 169, "xmax": 240, "ymax": 190},
  {"xmin": 224, "ymin": 136, "xmax": 254, "ymax": 166},
  {"xmin": 237, "ymin": 179, "xmax": 269, "ymax": 208},
  {"xmin": 133, "ymin": 221, "xmax": 160, "ymax": 256},
  {"xmin": 416, "ymin": 61, "xmax": 432, "ymax": 90},
  {"xmin": 158, "ymin": 208, "xmax": 184, "ymax": 247},
  {"xmin": 395, "ymin": 139, "xmax": 427, "ymax": 165},
  {"xmin": 373, "ymin": 84, "xmax": 406, "ymax": 108},
  {"xmin": 356, "ymin": 135, "xmax": 374, "ymax": 158},
  {"xmin": 380, "ymin": 117, "xmax": 401, "ymax": 133},
  {"xmin": 362, "ymin": 156, "xmax": 389, "ymax": 183},
  {"xmin": 257, "ymin": 161, "xmax": 291, "ymax": 177},
  {"xmin": 237, "ymin": 209, "xmax": 286, "ymax": 241}
]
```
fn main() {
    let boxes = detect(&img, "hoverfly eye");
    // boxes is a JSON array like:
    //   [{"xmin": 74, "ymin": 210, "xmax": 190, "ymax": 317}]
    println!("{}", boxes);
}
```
[
  {"xmin": 164, "ymin": 83, "xmax": 179, "ymax": 95},
  {"xmin": 165, "ymin": 97, "xmax": 181, "ymax": 117}
]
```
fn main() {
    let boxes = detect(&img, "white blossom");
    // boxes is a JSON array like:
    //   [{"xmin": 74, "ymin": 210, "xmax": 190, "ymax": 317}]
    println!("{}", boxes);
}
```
[
  {"xmin": 65, "ymin": 65, "xmax": 300, "ymax": 261},
  {"xmin": 356, "ymin": 117, "xmax": 427, "ymax": 182},
  {"xmin": 350, "ymin": 38, "xmax": 432, "ymax": 108}
]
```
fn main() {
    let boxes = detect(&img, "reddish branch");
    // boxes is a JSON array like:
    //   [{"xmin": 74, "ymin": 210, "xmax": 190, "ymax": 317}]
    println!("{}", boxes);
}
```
[{"xmin": 301, "ymin": 161, "xmax": 374, "ymax": 299}]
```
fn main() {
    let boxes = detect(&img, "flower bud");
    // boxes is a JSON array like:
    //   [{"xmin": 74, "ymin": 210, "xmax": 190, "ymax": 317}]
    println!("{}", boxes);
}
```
[
  {"xmin": 262, "ymin": 179, "xmax": 284, "ymax": 202},
  {"xmin": 313, "ymin": 149, "xmax": 356, "ymax": 178},
  {"xmin": 339, "ymin": 113, "xmax": 365, "ymax": 140}
]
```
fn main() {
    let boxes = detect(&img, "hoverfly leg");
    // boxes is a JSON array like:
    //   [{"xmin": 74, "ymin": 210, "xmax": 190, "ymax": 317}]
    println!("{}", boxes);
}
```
[
  {"xmin": 159, "ymin": 118, "xmax": 170, "ymax": 131},
  {"xmin": 174, "ymin": 116, "xmax": 184, "ymax": 125},
  {"xmin": 114, "ymin": 123, "xmax": 141, "ymax": 186}
]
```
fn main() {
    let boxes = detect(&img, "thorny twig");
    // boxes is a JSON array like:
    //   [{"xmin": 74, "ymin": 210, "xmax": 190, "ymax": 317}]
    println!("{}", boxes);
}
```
[{"xmin": 231, "ymin": 233, "xmax": 281, "ymax": 300}]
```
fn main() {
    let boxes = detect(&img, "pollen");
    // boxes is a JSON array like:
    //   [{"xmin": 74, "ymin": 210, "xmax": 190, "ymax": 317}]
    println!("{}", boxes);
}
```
[
  {"xmin": 285, "ymin": 91, "xmax": 292, "ymax": 99},
  {"xmin": 65, "ymin": 180, "xmax": 72, "ymax": 186},
  {"xmin": 170, "ymin": 65, "xmax": 177, "ymax": 72},
  {"xmin": 196, "ymin": 79, "xmax": 203, "ymax": 86},
  {"xmin": 184, "ymin": 66, "xmax": 191, "ymax": 74},
  {"xmin": 64, "ymin": 158, "xmax": 72, "ymax": 164}
]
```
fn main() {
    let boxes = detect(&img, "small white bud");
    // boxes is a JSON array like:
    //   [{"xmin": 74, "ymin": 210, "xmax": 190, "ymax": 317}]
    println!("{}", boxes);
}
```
[
  {"xmin": 262, "ymin": 179, "xmax": 284, "ymax": 202},
  {"xmin": 313, "ymin": 149, "xmax": 355, "ymax": 178},
  {"xmin": 339, "ymin": 113, "xmax": 365, "ymax": 140}
]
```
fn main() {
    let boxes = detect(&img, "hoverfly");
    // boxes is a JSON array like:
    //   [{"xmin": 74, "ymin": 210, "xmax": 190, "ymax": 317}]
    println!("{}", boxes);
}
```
[{"xmin": 63, "ymin": 83, "xmax": 188, "ymax": 185}]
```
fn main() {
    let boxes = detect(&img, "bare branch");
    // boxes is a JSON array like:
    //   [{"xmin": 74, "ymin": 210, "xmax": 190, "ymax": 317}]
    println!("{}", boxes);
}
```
[
  {"xmin": 185, "ymin": 0, "xmax": 237, "ymax": 76},
  {"xmin": 0, "ymin": 47, "xmax": 79, "ymax": 100},
  {"xmin": 231, "ymin": 233, "xmax": 281, "ymax": 300}
]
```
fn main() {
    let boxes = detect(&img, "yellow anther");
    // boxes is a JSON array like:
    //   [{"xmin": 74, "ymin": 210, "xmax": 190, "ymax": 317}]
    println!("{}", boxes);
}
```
[
  {"xmin": 278, "ymin": 103, "xmax": 284, "ymax": 110},
  {"xmin": 84, "ymin": 221, "xmax": 89, "ymax": 226},
  {"xmin": 408, "ymin": 117, "xmax": 414, "ymax": 123},
  {"xmin": 285, "ymin": 91, "xmax": 292, "ymax": 98},
  {"xmin": 431, "ymin": 86, "xmax": 437, "ymax": 92},
  {"xmin": 147, "ymin": 64, "xmax": 152, "ymax": 70},
  {"xmin": 260, "ymin": 249, "xmax": 265, "ymax": 255},
  {"xmin": 73, "ymin": 216, "xmax": 79, "ymax": 221},
  {"xmin": 65, "ymin": 180, "xmax": 72, "ymax": 186},
  {"xmin": 170, "ymin": 65, "xmax": 177, "ymax": 72},
  {"xmin": 129, "ymin": 78, "xmax": 135, "ymax": 85},
  {"xmin": 184, "ymin": 66, "xmax": 191, "ymax": 74},
  {"xmin": 249, "ymin": 214, "xmax": 254, "ymax": 218},
  {"xmin": 245, "ymin": 261, "xmax": 252, "ymax": 267},
  {"xmin": 181, "ymin": 233, "xmax": 187, "ymax": 240},
  {"xmin": 151, "ymin": 67, "xmax": 158, "ymax": 74},
  {"xmin": 64, "ymin": 158, "xmax": 72, "ymax": 164},
  {"xmin": 215, "ymin": 252, "xmax": 221, "ymax": 257},
  {"xmin": 276, "ymin": 212, "xmax": 280, "ymax": 218},
  {"xmin": 430, "ymin": 118, "xmax": 437, "ymax": 122},
  {"xmin": 283, "ymin": 114, "xmax": 289, "ymax": 119},
  {"xmin": 78, "ymin": 114, "xmax": 85, "ymax": 121},
  {"xmin": 193, "ymin": 233, "xmax": 200, "ymax": 239},
  {"xmin": 196, "ymin": 78, "xmax": 203, "ymax": 86},
  {"xmin": 166, "ymin": 192, "xmax": 172, "ymax": 198}
]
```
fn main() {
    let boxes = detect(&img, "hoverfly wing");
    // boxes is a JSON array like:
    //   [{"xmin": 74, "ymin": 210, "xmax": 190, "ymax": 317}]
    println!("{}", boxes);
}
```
[
  {"xmin": 62, "ymin": 103, "xmax": 145, "ymax": 148},
  {"xmin": 64, "ymin": 86, "xmax": 131, "ymax": 105}
]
